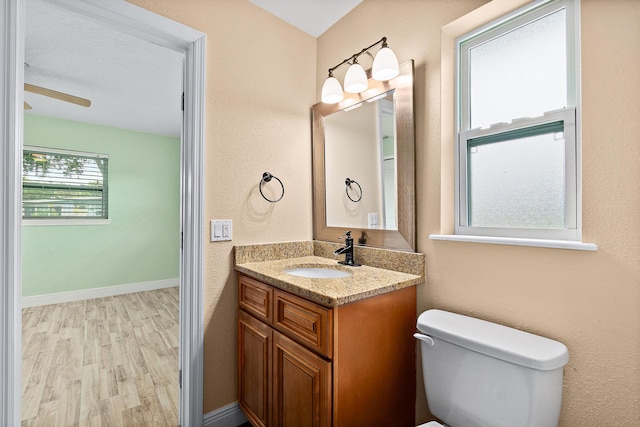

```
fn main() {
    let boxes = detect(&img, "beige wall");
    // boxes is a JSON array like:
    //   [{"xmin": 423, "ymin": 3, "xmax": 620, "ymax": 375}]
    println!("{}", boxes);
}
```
[
  {"xmin": 126, "ymin": 0, "xmax": 640, "ymax": 422},
  {"xmin": 126, "ymin": 0, "xmax": 316, "ymax": 413},
  {"xmin": 319, "ymin": 0, "xmax": 640, "ymax": 425}
]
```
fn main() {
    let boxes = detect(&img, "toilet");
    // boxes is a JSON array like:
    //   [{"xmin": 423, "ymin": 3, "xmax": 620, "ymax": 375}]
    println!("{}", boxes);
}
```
[{"xmin": 414, "ymin": 309, "xmax": 569, "ymax": 427}]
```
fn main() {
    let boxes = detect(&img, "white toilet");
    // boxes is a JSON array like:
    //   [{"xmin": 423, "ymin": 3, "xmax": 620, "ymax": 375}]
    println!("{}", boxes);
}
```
[{"xmin": 414, "ymin": 309, "xmax": 569, "ymax": 427}]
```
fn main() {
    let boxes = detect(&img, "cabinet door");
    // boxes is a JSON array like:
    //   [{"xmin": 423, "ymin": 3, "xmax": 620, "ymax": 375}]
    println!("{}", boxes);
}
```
[
  {"xmin": 273, "ymin": 331, "xmax": 331, "ymax": 427},
  {"xmin": 239, "ymin": 311, "xmax": 272, "ymax": 427}
]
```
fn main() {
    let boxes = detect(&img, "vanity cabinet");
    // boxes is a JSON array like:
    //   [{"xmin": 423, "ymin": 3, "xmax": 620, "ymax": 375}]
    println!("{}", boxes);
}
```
[
  {"xmin": 238, "ymin": 300, "xmax": 331, "ymax": 426},
  {"xmin": 238, "ymin": 273, "xmax": 416, "ymax": 427}
]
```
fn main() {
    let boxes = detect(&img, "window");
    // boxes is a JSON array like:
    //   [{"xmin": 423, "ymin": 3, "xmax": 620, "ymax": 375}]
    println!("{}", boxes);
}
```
[
  {"xmin": 22, "ymin": 146, "xmax": 108, "ymax": 221},
  {"xmin": 456, "ymin": 0, "xmax": 580, "ymax": 241}
]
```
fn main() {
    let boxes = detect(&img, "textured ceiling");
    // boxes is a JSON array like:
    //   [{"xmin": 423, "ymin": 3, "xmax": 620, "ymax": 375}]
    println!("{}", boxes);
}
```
[
  {"xmin": 24, "ymin": 0, "xmax": 359, "ymax": 137},
  {"xmin": 24, "ymin": 0, "xmax": 183, "ymax": 137},
  {"xmin": 248, "ymin": 0, "xmax": 362, "ymax": 37}
]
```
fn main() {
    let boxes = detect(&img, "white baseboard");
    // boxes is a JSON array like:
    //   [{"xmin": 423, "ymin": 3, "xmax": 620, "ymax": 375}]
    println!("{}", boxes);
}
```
[
  {"xmin": 203, "ymin": 402, "xmax": 248, "ymax": 427},
  {"xmin": 21, "ymin": 278, "xmax": 179, "ymax": 308}
]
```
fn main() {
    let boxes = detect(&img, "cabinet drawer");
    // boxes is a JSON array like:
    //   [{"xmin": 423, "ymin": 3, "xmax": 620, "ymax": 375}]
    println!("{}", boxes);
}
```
[
  {"xmin": 239, "ymin": 275, "xmax": 273, "ymax": 323},
  {"xmin": 274, "ymin": 290, "xmax": 333, "ymax": 358}
]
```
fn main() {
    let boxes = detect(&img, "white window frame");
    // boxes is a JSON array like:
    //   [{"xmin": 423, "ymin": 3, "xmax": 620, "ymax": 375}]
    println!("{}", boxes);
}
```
[
  {"xmin": 22, "ymin": 145, "xmax": 110, "ymax": 226},
  {"xmin": 454, "ymin": 0, "xmax": 582, "ymax": 242}
]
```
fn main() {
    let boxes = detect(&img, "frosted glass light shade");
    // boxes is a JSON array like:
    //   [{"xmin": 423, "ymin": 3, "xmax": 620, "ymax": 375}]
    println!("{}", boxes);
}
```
[
  {"xmin": 372, "ymin": 47, "xmax": 399, "ymax": 81},
  {"xmin": 321, "ymin": 76, "xmax": 344, "ymax": 104},
  {"xmin": 343, "ymin": 63, "xmax": 368, "ymax": 93}
]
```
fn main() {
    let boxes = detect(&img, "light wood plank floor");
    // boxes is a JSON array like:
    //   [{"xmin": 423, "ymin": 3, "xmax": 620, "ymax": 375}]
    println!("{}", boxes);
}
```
[{"xmin": 21, "ymin": 287, "xmax": 180, "ymax": 426}]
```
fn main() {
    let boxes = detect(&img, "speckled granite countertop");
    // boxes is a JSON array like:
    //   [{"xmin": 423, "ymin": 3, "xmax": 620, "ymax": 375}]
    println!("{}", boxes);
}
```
[{"xmin": 235, "ymin": 243, "xmax": 424, "ymax": 307}]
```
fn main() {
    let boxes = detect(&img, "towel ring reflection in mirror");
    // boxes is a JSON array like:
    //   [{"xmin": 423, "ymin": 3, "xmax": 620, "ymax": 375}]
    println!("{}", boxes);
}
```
[
  {"xmin": 259, "ymin": 172, "xmax": 284, "ymax": 203},
  {"xmin": 345, "ymin": 178, "xmax": 362, "ymax": 202}
]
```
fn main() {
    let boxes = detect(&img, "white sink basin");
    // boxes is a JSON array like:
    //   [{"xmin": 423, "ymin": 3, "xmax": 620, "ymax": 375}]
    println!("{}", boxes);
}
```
[{"xmin": 285, "ymin": 267, "xmax": 352, "ymax": 279}]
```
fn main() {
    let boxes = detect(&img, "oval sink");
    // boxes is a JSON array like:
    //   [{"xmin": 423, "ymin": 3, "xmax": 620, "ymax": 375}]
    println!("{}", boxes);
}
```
[{"xmin": 285, "ymin": 267, "xmax": 352, "ymax": 279}]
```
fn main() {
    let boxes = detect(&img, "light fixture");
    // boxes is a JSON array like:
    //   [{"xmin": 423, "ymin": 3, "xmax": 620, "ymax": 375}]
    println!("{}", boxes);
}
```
[
  {"xmin": 320, "ymin": 36, "xmax": 400, "ymax": 104},
  {"xmin": 321, "ymin": 72, "xmax": 344, "ymax": 104},
  {"xmin": 372, "ymin": 39, "xmax": 400, "ymax": 81},
  {"xmin": 343, "ymin": 58, "xmax": 368, "ymax": 93}
]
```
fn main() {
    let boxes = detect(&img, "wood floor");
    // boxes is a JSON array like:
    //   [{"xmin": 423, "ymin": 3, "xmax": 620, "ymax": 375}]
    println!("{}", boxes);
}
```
[{"xmin": 21, "ymin": 287, "xmax": 180, "ymax": 426}]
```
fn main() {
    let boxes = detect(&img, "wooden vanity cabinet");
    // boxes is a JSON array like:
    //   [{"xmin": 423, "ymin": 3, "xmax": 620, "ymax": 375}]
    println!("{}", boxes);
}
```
[{"xmin": 238, "ymin": 273, "xmax": 416, "ymax": 427}]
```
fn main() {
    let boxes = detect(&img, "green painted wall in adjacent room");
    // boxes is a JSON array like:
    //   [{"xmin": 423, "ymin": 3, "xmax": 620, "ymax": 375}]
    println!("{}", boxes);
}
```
[{"xmin": 22, "ymin": 114, "xmax": 180, "ymax": 297}]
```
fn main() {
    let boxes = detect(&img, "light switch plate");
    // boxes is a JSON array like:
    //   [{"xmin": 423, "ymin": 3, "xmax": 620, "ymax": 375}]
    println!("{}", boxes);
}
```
[{"xmin": 211, "ymin": 219, "xmax": 232, "ymax": 241}]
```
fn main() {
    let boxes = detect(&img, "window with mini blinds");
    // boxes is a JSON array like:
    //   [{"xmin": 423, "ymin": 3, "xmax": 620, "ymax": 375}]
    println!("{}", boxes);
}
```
[
  {"xmin": 456, "ymin": 0, "xmax": 580, "ymax": 241},
  {"xmin": 22, "ymin": 147, "xmax": 108, "ymax": 220}
]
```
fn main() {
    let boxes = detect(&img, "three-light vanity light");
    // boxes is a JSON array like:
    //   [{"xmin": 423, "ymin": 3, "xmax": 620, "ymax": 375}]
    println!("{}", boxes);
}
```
[{"xmin": 321, "ymin": 36, "xmax": 399, "ymax": 104}]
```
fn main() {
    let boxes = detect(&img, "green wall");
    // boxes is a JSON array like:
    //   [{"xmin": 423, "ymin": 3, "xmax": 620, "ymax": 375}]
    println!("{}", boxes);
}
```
[{"xmin": 22, "ymin": 114, "xmax": 180, "ymax": 297}]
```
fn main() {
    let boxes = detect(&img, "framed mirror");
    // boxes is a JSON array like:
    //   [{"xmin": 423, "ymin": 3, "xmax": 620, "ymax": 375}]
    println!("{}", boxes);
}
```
[{"xmin": 312, "ymin": 60, "xmax": 415, "ymax": 251}]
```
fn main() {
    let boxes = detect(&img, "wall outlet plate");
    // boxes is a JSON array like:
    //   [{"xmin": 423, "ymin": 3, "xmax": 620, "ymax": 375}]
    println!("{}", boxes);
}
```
[{"xmin": 368, "ymin": 213, "xmax": 378, "ymax": 228}]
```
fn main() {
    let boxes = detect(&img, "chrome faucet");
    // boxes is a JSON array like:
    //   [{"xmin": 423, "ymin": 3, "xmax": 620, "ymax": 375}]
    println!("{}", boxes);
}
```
[{"xmin": 334, "ymin": 231, "xmax": 361, "ymax": 266}]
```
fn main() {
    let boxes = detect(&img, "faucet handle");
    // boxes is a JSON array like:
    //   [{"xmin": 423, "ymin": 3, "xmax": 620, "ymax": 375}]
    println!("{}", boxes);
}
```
[{"xmin": 338, "ymin": 230, "xmax": 353, "ymax": 241}]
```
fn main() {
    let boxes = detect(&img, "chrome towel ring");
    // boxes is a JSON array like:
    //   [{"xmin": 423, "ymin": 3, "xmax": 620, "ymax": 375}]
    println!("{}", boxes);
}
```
[
  {"xmin": 259, "ymin": 172, "xmax": 284, "ymax": 203},
  {"xmin": 345, "ymin": 177, "xmax": 362, "ymax": 202}
]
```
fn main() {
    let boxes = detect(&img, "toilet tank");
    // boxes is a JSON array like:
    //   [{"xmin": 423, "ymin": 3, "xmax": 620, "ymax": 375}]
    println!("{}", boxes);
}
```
[{"xmin": 416, "ymin": 310, "xmax": 569, "ymax": 427}]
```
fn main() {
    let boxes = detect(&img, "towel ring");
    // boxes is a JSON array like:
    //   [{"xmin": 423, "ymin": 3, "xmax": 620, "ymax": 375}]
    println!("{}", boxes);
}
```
[
  {"xmin": 259, "ymin": 172, "xmax": 284, "ymax": 203},
  {"xmin": 345, "ymin": 178, "xmax": 362, "ymax": 202}
]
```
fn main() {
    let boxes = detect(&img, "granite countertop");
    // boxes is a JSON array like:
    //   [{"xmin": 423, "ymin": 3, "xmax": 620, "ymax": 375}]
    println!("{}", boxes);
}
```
[{"xmin": 235, "ymin": 255, "xmax": 423, "ymax": 307}]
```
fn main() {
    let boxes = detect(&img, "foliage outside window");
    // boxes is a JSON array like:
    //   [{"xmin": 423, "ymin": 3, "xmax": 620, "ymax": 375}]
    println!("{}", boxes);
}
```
[
  {"xmin": 456, "ymin": 0, "xmax": 580, "ymax": 241},
  {"xmin": 22, "ymin": 146, "xmax": 108, "ymax": 220}
]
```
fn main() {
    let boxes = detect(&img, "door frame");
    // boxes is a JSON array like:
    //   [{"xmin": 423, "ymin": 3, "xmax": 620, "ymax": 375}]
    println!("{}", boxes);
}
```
[{"xmin": 0, "ymin": 1, "xmax": 206, "ymax": 425}]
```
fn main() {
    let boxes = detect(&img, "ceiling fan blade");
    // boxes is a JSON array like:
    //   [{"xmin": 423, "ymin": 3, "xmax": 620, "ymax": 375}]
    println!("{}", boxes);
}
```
[
  {"xmin": 24, "ymin": 101, "xmax": 32, "ymax": 110},
  {"xmin": 24, "ymin": 83, "xmax": 91, "ymax": 108}
]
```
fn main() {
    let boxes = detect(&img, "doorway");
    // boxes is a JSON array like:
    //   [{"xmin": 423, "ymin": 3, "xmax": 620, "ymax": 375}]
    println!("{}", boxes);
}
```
[{"xmin": 0, "ymin": 0, "xmax": 206, "ymax": 425}]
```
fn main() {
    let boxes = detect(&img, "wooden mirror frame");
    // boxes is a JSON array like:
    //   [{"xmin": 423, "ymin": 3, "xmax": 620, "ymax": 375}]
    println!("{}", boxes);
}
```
[{"xmin": 312, "ymin": 60, "xmax": 415, "ymax": 251}]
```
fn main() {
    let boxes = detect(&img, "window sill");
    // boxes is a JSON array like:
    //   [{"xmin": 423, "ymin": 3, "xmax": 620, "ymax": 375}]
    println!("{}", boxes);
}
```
[
  {"xmin": 23, "ymin": 219, "xmax": 111, "ymax": 226},
  {"xmin": 429, "ymin": 234, "xmax": 597, "ymax": 251}
]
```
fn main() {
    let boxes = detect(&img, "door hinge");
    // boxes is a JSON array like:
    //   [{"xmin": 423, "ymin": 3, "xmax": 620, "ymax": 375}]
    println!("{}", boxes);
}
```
[
  {"xmin": 179, "ymin": 369, "xmax": 182, "ymax": 388},
  {"xmin": 181, "ymin": 92, "xmax": 185, "ymax": 111},
  {"xmin": 180, "ymin": 231, "xmax": 183, "ymax": 250}
]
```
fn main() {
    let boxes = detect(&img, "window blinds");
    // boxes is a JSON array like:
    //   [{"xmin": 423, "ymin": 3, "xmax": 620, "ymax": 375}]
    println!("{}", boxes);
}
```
[{"xmin": 22, "ymin": 147, "xmax": 108, "ymax": 219}]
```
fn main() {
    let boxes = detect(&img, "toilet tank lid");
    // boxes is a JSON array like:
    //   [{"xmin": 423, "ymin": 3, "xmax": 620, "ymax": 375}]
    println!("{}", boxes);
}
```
[{"xmin": 416, "ymin": 310, "xmax": 569, "ymax": 371}]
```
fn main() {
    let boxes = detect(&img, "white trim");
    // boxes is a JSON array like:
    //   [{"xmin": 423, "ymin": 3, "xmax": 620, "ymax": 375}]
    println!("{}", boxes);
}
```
[
  {"xmin": 45, "ymin": 0, "xmax": 201, "ymax": 53},
  {"xmin": 24, "ymin": 144, "xmax": 108, "ymax": 158},
  {"xmin": 180, "ymin": 32, "xmax": 206, "ymax": 427},
  {"xmin": 203, "ymin": 402, "xmax": 248, "ymax": 427},
  {"xmin": 456, "ymin": 0, "xmax": 569, "ymax": 131},
  {"xmin": 21, "ymin": 278, "xmax": 179, "ymax": 308},
  {"xmin": 457, "ymin": 108, "xmax": 579, "ymax": 241},
  {"xmin": 1, "ymin": 1, "xmax": 206, "ymax": 426},
  {"xmin": 430, "ymin": 234, "xmax": 597, "ymax": 251},
  {"xmin": 456, "ymin": 0, "xmax": 553, "ymax": 48},
  {"xmin": 1, "ymin": 1, "xmax": 25, "ymax": 423},
  {"xmin": 454, "ymin": 0, "xmax": 582, "ymax": 243}
]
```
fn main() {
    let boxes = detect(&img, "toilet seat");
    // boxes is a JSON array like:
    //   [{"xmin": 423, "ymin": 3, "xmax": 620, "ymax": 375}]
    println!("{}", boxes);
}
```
[{"xmin": 417, "ymin": 422, "xmax": 444, "ymax": 427}]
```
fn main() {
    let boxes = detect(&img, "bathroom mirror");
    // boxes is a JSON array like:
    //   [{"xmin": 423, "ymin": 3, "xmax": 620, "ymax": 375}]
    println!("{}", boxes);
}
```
[{"xmin": 312, "ymin": 60, "xmax": 415, "ymax": 251}]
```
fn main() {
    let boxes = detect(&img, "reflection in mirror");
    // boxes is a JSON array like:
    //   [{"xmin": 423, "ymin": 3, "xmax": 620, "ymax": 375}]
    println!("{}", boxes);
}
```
[
  {"xmin": 312, "ymin": 60, "xmax": 415, "ymax": 251},
  {"xmin": 324, "ymin": 90, "xmax": 397, "ymax": 230}
]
